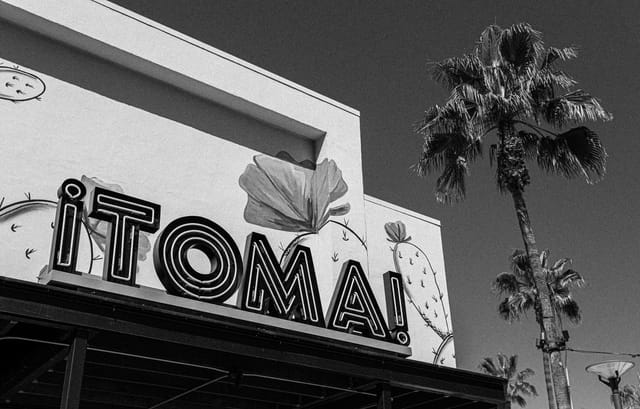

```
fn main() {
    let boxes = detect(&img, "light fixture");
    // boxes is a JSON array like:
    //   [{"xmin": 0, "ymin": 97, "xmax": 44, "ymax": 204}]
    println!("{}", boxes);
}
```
[{"xmin": 586, "ymin": 360, "xmax": 635, "ymax": 409}]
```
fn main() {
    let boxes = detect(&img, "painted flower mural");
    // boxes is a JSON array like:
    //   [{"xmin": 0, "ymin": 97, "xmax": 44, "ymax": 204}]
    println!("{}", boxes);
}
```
[
  {"xmin": 238, "ymin": 155, "xmax": 454, "ymax": 364},
  {"xmin": 80, "ymin": 176, "xmax": 152, "ymax": 261},
  {"xmin": 239, "ymin": 153, "xmax": 366, "ymax": 265},
  {"xmin": 385, "ymin": 220, "xmax": 411, "ymax": 244},
  {"xmin": 385, "ymin": 220, "xmax": 454, "ymax": 365},
  {"xmin": 239, "ymin": 154, "xmax": 351, "ymax": 233}
]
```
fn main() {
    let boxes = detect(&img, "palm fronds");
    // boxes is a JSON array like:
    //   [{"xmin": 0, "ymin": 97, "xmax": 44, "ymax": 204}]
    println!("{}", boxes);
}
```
[
  {"xmin": 620, "ymin": 381, "xmax": 640, "ymax": 409},
  {"xmin": 479, "ymin": 353, "xmax": 538, "ymax": 407},
  {"xmin": 499, "ymin": 23, "xmax": 543, "ymax": 70},
  {"xmin": 541, "ymin": 47, "xmax": 578, "ymax": 68},
  {"xmin": 536, "ymin": 126, "xmax": 607, "ymax": 183},
  {"xmin": 542, "ymin": 90, "xmax": 612, "ymax": 127},
  {"xmin": 415, "ymin": 22, "xmax": 610, "ymax": 201},
  {"xmin": 493, "ymin": 248, "xmax": 585, "ymax": 325},
  {"xmin": 431, "ymin": 54, "xmax": 484, "ymax": 90}
]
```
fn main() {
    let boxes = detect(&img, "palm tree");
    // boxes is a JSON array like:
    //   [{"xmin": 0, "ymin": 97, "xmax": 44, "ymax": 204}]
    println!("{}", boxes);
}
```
[
  {"xmin": 619, "ymin": 374, "xmax": 640, "ymax": 409},
  {"xmin": 479, "ymin": 353, "xmax": 538, "ymax": 407},
  {"xmin": 495, "ymin": 249, "xmax": 584, "ymax": 325},
  {"xmin": 415, "ymin": 23, "xmax": 610, "ymax": 409},
  {"xmin": 494, "ymin": 249, "xmax": 584, "ymax": 409}
]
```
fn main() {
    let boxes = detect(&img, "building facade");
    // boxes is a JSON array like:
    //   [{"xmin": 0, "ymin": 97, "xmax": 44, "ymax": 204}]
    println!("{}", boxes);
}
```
[{"xmin": 0, "ymin": 2, "xmax": 506, "ymax": 408}]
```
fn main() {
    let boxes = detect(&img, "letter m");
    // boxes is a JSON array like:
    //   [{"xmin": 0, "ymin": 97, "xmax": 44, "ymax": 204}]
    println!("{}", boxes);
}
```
[{"xmin": 237, "ymin": 233, "xmax": 325, "ymax": 327}]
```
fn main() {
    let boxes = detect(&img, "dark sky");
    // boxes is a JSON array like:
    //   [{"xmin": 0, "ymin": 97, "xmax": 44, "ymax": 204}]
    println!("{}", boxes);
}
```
[{"xmin": 108, "ymin": 1, "xmax": 640, "ymax": 409}]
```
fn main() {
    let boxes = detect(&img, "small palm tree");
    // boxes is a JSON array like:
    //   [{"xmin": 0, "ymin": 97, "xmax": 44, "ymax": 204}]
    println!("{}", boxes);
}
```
[
  {"xmin": 620, "ymin": 374, "xmax": 640, "ymax": 409},
  {"xmin": 493, "ymin": 249, "xmax": 584, "ymax": 409},
  {"xmin": 415, "ymin": 22, "xmax": 610, "ymax": 409},
  {"xmin": 479, "ymin": 354, "xmax": 538, "ymax": 407}
]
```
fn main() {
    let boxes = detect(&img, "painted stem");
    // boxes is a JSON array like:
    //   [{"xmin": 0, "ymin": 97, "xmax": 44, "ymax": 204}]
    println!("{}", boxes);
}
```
[
  {"xmin": 278, "ymin": 232, "xmax": 315, "ymax": 265},
  {"xmin": 0, "ymin": 199, "xmax": 56, "ymax": 219},
  {"xmin": 279, "ymin": 219, "xmax": 367, "ymax": 265},
  {"xmin": 0, "ymin": 198, "xmax": 97, "ymax": 275},
  {"xmin": 81, "ymin": 219, "xmax": 95, "ymax": 275},
  {"xmin": 82, "ymin": 209, "xmax": 106, "ymax": 252},
  {"xmin": 326, "ymin": 220, "xmax": 367, "ymax": 249}
]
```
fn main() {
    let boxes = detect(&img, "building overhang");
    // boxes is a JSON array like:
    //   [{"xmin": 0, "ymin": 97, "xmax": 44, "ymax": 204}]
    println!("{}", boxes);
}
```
[{"xmin": 0, "ymin": 276, "xmax": 507, "ymax": 409}]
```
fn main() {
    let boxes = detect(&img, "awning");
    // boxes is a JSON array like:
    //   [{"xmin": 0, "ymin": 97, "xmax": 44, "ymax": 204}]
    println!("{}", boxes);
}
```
[{"xmin": 0, "ymin": 277, "xmax": 508, "ymax": 409}]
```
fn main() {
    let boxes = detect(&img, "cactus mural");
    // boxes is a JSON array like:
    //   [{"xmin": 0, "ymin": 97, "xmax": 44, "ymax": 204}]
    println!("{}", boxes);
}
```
[
  {"xmin": 0, "ymin": 65, "xmax": 45, "ymax": 102},
  {"xmin": 385, "ymin": 220, "xmax": 454, "ymax": 365},
  {"xmin": 0, "ymin": 176, "xmax": 151, "ymax": 277},
  {"xmin": 0, "ymin": 59, "xmax": 454, "ymax": 365},
  {"xmin": 239, "ymin": 154, "xmax": 455, "ymax": 365}
]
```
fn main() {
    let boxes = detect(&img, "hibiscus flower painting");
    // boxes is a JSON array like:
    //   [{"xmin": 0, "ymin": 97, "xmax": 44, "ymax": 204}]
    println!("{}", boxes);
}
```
[
  {"xmin": 81, "ymin": 175, "xmax": 152, "ymax": 262},
  {"xmin": 238, "ymin": 154, "xmax": 350, "ymax": 233}
]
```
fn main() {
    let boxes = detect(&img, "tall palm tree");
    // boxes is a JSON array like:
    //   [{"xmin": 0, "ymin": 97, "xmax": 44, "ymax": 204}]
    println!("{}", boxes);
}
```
[
  {"xmin": 415, "ymin": 23, "xmax": 610, "ymax": 409},
  {"xmin": 494, "ymin": 249, "xmax": 584, "ymax": 409},
  {"xmin": 479, "ymin": 353, "xmax": 538, "ymax": 407}
]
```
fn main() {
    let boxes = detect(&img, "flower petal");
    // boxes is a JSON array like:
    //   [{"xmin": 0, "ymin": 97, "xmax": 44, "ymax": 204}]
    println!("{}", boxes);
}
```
[
  {"xmin": 308, "ymin": 159, "xmax": 348, "ymax": 230},
  {"xmin": 327, "ymin": 203, "xmax": 350, "ymax": 217},
  {"xmin": 81, "ymin": 175, "xmax": 124, "ymax": 194},
  {"xmin": 80, "ymin": 175, "xmax": 151, "ymax": 260},
  {"xmin": 239, "ymin": 155, "xmax": 315, "ymax": 232},
  {"xmin": 385, "ymin": 220, "xmax": 409, "ymax": 243},
  {"xmin": 239, "ymin": 155, "xmax": 350, "ymax": 233},
  {"xmin": 242, "ymin": 194, "xmax": 313, "ymax": 232},
  {"xmin": 317, "ymin": 203, "xmax": 351, "ymax": 228}
]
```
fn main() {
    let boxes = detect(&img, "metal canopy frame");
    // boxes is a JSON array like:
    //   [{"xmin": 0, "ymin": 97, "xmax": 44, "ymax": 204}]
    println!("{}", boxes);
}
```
[{"xmin": 0, "ymin": 277, "xmax": 508, "ymax": 409}]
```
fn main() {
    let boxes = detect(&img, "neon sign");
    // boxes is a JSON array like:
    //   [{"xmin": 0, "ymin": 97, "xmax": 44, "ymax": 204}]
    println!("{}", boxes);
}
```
[{"xmin": 49, "ymin": 178, "xmax": 410, "ymax": 346}]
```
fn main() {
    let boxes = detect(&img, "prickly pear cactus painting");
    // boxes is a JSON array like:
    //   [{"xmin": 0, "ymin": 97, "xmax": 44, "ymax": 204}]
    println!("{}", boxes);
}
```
[
  {"xmin": 0, "ymin": 176, "xmax": 151, "ymax": 280},
  {"xmin": 0, "ymin": 65, "xmax": 45, "ymax": 102},
  {"xmin": 384, "ymin": 220, "xmax": 454, "ymax": 365}
]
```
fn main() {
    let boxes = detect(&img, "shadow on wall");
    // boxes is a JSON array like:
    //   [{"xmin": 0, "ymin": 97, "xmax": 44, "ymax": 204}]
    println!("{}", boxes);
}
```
[{"xmin": 0, "ymin": 21, "xmax": 321, "ymax": 163}]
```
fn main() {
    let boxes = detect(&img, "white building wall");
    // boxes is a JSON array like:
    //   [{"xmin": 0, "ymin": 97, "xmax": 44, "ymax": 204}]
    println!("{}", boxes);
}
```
[{"xmin": 0, "ymin": 0, "xmax": 454, "ymax": 366}]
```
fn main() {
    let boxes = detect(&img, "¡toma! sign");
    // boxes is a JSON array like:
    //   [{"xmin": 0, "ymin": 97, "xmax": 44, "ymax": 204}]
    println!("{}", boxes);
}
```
[{"xmin": 48, "ymin": 179, "xmax": 411, "ymax": 347}]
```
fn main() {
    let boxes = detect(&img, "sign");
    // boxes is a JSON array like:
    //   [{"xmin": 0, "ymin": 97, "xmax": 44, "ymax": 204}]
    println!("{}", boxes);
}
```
[
  {"xmin": 48, "ymin": 178, "xmax": 411, "ymax": 347},
  {"xmin": 0, "ymin": 41, "xmax": 454, "ymax": 364}
]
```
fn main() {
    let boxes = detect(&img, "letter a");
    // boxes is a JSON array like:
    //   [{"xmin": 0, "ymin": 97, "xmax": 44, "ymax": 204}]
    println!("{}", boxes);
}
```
[{"xmin": 326, "ymin": 260, "xmax": 391, "ymax": 341}]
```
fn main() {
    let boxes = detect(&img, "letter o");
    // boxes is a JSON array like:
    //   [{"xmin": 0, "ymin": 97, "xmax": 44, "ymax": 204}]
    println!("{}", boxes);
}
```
[{"xmin": 153, "ymin": 216, "xmax": 243, "ymax": 303}]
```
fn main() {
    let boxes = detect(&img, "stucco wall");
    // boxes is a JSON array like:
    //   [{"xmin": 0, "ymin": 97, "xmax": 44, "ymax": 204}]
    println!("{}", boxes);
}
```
[{"xmin": 0, "ymin": 0, "xmax": 454, "ymax": 367}]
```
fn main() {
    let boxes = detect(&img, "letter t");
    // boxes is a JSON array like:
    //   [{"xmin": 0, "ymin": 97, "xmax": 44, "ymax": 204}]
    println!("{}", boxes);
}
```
[{"xmin": 87, "ymin": 186, "xmax": 160, "ymax": 286}]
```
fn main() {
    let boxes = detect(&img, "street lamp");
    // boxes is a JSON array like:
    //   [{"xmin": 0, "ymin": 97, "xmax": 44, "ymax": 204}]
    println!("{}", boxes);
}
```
[{"xmin": 586, "ymin": 360, "xmax": 635, "ymax": 409}]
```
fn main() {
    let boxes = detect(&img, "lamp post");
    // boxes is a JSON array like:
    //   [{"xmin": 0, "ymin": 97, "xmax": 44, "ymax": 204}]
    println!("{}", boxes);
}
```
[{"xmin": 586, "ymin": 360, "xmax": 635, "ymax": 409}]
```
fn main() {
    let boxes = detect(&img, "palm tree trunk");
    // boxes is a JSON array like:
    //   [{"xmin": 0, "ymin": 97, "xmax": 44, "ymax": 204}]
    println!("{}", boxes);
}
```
[
  {"xmin": 543, "ymin": 351, "xmax": 557, "ymax": 409},
  {"xmin": 511, "ymin": 188, "xmax": 572, "ymax": 409},
  {"xmin": 534, "ymin": 301, "xmax": 557, "ymax": 409},
  {"xmin": 534, "ymin": 302, "xmax": 557, "ymax": 409}
]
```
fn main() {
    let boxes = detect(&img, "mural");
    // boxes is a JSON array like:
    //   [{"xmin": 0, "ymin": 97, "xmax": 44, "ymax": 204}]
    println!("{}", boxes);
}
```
[
  {"xmin": 239, "ymin": 153, "xmax": 351, "ymax": 234},
  {"xmin": 0, "ymin": 55, "xmax": 454, "ymax": 365},
  {"xmin": 239, "ymin": 153, "xmax": 367, "ymax": 264},
  {"xmin": 0, "ymin": 63, "xmax": 48, "ymax": 276},
  {"xmin": 385, "ymin": 220, "xmax": 454, "ymax": 365},
  {"xmin": 80, "ymin": 176, "xmax": 153, "ymax": 267},
  {"xmin": 0, "ymin": 194, "xmax": 57, "ymax": 264},
  {"xmin": 0, "ymin": 65, "xmax": 45, "ymax": 102},
  {"xmin": 239, "ymin": 154, "xmax": 455, "ymax": 365},
  {"xmin": 0, "ymin": 176, "xmax": 151, "ymax": 277}
]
